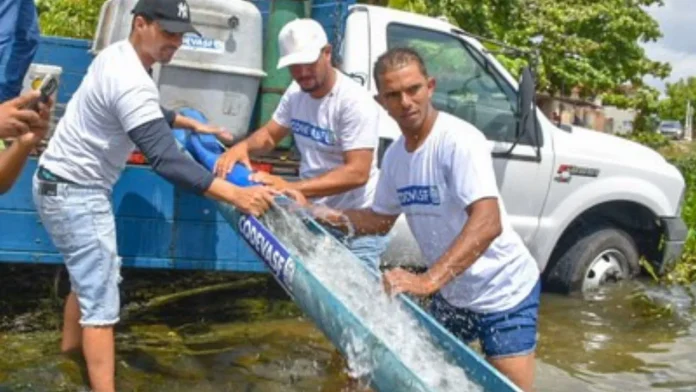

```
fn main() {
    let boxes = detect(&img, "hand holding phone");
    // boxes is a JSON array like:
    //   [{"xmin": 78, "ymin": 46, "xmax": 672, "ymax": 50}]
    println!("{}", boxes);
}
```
[
  {"xmin": 0, "ymin": 91, "xmax": 41, "ymax": 139},
  {"xmin": 26, "ymin": 74, "xmax": 58, "ymax": 112}
]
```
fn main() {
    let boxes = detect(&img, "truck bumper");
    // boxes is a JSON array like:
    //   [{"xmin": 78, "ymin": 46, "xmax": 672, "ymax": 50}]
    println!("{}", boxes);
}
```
[{"xmin": 656, "ymin": 216, "xmax": 689, "ymax": 274}]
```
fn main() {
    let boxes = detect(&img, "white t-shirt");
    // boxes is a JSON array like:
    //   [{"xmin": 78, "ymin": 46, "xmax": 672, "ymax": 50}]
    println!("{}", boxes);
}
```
[
  {"xmin": 272, "ymin": 71, "xmax": 381, "ymax": 209},
  {"xmin": 39, "ymin": 39, "xmax": 163, "ymax": 189},
  {"xmin": 372, "ymin": 112, "xmax": 540, "ymax": 313}
]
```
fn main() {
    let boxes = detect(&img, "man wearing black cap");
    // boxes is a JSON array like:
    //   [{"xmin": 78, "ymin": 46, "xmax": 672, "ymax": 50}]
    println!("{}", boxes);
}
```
[{"xmin": 33, "ymin": 0, "xmax": 282, "ymax": 390}]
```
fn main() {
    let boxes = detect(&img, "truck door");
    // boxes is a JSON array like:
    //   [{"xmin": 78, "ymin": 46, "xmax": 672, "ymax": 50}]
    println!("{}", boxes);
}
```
[{"xmin": 384, "ymin": 23, "xmax": 555, "ymax": 247}]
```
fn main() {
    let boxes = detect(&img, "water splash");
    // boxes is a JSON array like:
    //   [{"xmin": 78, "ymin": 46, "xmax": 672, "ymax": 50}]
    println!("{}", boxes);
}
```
[{"xmin": 260, "ymin": 205, "xmax": 482, "ymax": 392}]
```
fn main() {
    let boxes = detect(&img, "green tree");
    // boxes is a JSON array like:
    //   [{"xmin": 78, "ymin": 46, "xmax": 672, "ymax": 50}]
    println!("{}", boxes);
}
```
[
  {"xmin": 383, "ymin": 0, "xmax": 670, "ymax": 114},
  {"xmin": 658, "ymin": 77, "xmax": 696, "ymax": 127},
  {"xmin": 36, "ymin": 0, "xmax": 106, "ymax": 39}
]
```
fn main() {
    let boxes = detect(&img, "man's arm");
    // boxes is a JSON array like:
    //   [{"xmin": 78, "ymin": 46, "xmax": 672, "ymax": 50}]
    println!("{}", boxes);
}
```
[
  {"xmin": 0, "ymin": 96, "xmax": 51, "ymax": 194},
  {"xmin": 160, "ymin": 107, "xmax": 235, "ymax": 144},
  {"xmin": 289, "ymin": 148, "xmax": 372, "ymax": 198},
  {"xmin": 311, "ymin": 150, "xmax": 400, "ymax": 236},
  {"xmin": 160, "ymin": 106, "xmax": 177, "ymax": 127},
  {"xmin": 241, "ymin": 119, "xmax": 290, "ymax": 155},
  {"xmin": 129, "ymin": 118, "xmax": 216, "ymax": 194},
  {"xmin": 421, "ymin": 198, "xmax": 502, "ymax": 292},
  {"xmin": 316, "ymin": 206, "xmax": 398, "ymax": 236},
  {"xmin": 213, "ymin": 119, "xmax": 290, "ymax": 177},
  {"xmin": 0, "ymin": 139, "xmax": 35, "ymax": 194},
  {"xmin": 0, "ymin": 91, "xmax": 44, "ymax": 139},
  {"xmin": 128, "ymin": 118, "xmax": 276, "ymax": 216}
]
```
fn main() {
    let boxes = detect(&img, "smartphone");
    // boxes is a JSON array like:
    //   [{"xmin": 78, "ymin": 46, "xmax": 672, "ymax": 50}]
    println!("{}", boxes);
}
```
[{"xmin": 27, "ymin": 74, "xmax": 59, "ymax": 112}]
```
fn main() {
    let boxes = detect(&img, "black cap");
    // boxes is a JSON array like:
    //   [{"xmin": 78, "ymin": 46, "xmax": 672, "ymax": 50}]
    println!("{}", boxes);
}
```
[{"xmin": 132, "ymin": 0, "xmax": 200, "ymax": 36}]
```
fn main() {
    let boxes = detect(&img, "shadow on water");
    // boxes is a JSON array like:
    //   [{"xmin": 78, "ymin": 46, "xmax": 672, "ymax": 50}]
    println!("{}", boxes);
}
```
[{"xmin": 3, "ymin": 263, "xmax": 696, "ymax": 391}]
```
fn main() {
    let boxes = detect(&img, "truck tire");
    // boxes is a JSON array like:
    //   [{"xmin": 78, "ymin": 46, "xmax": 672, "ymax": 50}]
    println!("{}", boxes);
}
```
[{"xmin": 543, "ymin": 225, "xmax": 641, "ymax": 294}]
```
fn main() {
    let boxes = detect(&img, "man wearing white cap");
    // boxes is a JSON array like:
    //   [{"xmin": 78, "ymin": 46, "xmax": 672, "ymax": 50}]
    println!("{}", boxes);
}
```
[{"xmin": 215, "ymin": 18, "xmax": 391, "ymax": 270}]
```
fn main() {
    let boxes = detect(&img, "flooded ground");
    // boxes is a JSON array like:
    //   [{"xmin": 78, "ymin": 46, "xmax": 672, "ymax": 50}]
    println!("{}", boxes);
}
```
[{"xmin": 1, "ymin": 263, "xmax": 695, "ymax": 391}]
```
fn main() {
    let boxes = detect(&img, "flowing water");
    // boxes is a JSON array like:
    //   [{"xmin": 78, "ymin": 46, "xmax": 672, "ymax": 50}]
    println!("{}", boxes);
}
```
[
  {"xmin": 259, "ymin": 206, "xmax": 481, "ymax": 391},
  {"xmin": 2, "ymin": 239, "xmax": 696, "ymax": 391}
]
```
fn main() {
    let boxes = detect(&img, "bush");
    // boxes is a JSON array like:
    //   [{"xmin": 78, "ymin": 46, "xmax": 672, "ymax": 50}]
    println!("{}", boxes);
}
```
[
  {"xmin": 622, "ymin": 131, "xmax": 671, "ymax": 151},
  {"xmin": 625, "ymin": 134, "xmax": 696, "ymax": 285},
  {"xmin": 36, "ymin": 0, "xmax": 106, "ymax": 40},
  {"xmin": 669, "ymin": 155, "xmax": 696, "ymax": 229}
]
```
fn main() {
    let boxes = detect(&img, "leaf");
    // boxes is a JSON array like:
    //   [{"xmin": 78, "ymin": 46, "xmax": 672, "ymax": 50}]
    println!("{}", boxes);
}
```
[
  {"xmin": 378, "ymin": 0, "xmax": 670, "ymax": 113},
  {"xmin": 37, "ymin": 0, "xmax": 106, "ymax": 39}
]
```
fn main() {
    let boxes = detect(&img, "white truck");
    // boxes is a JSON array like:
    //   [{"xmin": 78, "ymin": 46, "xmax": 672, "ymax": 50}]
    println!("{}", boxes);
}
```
[
  {"xmin": 24, "ymin": 1, "xmax": 683, "ymax": 296},
  {"xmin": 329, "ymin": 4, "xmax": 687, "ymax": 294}
]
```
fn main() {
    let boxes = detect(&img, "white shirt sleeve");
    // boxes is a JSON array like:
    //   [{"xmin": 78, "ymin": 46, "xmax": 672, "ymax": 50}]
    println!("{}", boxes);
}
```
[
  {"xmin": 371, "ymin": 150, "xmax": 402, "ymax": 215},
  {"xmin": 272, "ymin": 83, "xmax": 297, "ymax": 128},
  {"xmin": 337, "ymin": 97, "xmax": 379, "ymax": 152},
  {"xmin": 446, "ymin": 130, "xmax": 500, "ymax": 207},
  {"xmin": 111, "ymin": 74, "xmax": 163, "ymax": 133}
]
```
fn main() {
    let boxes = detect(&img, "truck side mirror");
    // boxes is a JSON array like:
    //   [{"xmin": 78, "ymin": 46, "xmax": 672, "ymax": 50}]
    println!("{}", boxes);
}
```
[
  {"xmin": 516, "ymin": 67, "xmax": 535, "ymax": 139},
  {"xmin": 505, "ymin": 66, "xmax": 541, "ymax": 159}
]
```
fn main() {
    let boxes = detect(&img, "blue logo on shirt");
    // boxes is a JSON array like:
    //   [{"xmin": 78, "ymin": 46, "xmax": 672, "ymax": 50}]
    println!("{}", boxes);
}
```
[
  {"xmin": 291, "ymin": 119, "xmax": 336, "ymax": 146},
  {"xmin": 397, "ymin": 185, "xmax": 441, "ymax": 206}
]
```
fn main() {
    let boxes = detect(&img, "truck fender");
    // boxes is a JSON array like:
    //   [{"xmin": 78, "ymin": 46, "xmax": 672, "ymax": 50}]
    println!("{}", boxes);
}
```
[{"xmin": 534, "ymin": 175, "xmax": 672, "ymax": 271}]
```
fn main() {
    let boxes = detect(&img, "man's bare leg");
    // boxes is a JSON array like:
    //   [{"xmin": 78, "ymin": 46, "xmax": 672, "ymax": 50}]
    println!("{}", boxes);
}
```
[
  {"xmin": 488, "ymin": 352, "xmax": 536, "ymax": 392},
  {"xmin": 83, "ymin": 326, "xmax": 115, "ymax": 392},
  {"xmin": 60, "ymin": 292, "xmax": 82, "ymax": 353}
]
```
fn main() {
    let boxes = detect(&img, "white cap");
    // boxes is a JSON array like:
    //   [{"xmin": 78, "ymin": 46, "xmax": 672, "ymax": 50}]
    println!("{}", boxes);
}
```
[{"xmin": 277, "ymin": 18, "xmax": 329, "ymax": 69}]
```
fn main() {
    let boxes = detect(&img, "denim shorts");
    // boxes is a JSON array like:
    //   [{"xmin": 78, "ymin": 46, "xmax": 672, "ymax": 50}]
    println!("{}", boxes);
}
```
[
  {"xmin": 429, "ymin": 279, "xmax": 541, "ymax": 359},
  {"xmin": 32, "ymin": 175, "xmax": 122, "ymax": 326},
  {"xmin": 325, "ymin": 226, "xmax": 391, "ymax": 272}
]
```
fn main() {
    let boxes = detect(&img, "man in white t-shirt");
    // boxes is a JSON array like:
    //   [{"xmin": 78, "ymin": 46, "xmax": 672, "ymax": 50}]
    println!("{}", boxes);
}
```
[
  {"xmin": 214, "ymin": 18, "xmax": 391, "ymax": 270},
  {"xmin": 308, "ymin": 48, "xmax": 541, "ymax": 391},
  {"xmin": 32, "ymin": 0, "xmax": 280, "ymax": 390}
]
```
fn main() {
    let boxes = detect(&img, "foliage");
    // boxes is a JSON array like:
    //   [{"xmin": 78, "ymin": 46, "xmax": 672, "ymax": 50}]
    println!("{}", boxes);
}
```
[
  {"xmin": 670, "ymin": 154, "xmax": 696, "ymax": 230},
  {"xmin": 624, "ymin": 135, "xmax": 696, "ymax": 286},
  {"xmin": 605, "ymin": 87, "xmax": 663, "ymax": 133},
  {"xmin": 657, "ymin": 77, "xmax": 696, "ymax": 126},
  {"xmin": 384, "ymin": 0, "xmax": 670, "ymax": 118},
  {"xmin": 38, "ymin": 0, "xmax": 672, "ymax": 115},
  {"xmin": 622, "ymin": 130, "xmax": 670, "ymax": 151},
  {"xmin": 36, "ymin": 0, "xmax": 106, "ymax": 40}
]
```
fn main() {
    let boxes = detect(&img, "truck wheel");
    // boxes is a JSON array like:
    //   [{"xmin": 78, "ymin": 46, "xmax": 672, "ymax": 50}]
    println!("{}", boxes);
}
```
[{"xmin": 544, "ymin": 225, "xmax": 640, "ymax": 294}]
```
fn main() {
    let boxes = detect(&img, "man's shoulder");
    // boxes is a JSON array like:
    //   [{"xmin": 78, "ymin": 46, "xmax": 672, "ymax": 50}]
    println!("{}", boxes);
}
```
[
  {"xmin": 335, "ymin": 76, "xmax": 380, "ymax": 122},
  {"xmin": 93, "ymin": 41, "xmax": 152, "ymax": 85},
  {"xmin": 93, "ymin": 40, "xmax": 128, "ymax": 69},
  {"xmin": 436, "ymin": 112, "xmax": 487, "ymax": 145},
  {"xmin": 437, "ymin": 111, "xmax": 481, "ymax": 132},
  {"xmin": 336, "ymin": 72, "xmax": 374, "ymax": 101}
]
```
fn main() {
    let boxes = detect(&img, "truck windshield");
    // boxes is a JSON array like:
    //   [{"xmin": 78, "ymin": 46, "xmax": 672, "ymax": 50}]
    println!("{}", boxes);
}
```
[{"xmin": 386, "ymin": 23, "xmax": 525, "ymax": 145}]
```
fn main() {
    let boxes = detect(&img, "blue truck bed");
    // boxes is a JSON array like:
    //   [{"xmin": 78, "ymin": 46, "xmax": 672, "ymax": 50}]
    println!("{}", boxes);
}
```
[{"xmin": 0, "ymin": 157, "xmax": 266, "ymax": 272}]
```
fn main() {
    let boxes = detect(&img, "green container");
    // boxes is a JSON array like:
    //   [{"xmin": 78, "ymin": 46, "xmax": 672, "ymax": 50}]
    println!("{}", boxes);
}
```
[{"xmin": 256, "ymin": 0, "xmax": 306, "ymax": 150}]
